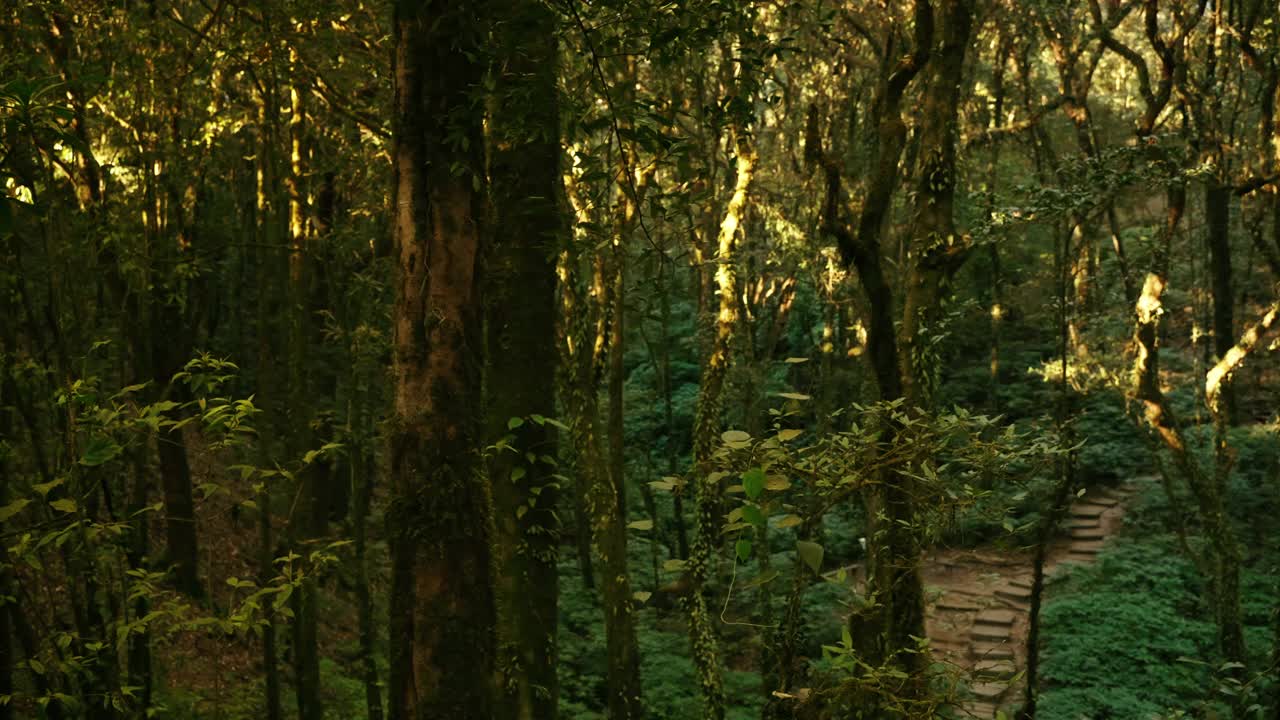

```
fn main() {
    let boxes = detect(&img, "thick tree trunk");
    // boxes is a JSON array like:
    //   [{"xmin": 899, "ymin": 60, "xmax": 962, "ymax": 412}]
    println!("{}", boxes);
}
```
[
  {"xmin": 156, "ymin": 400, "xmax": 201, "ymax": 598},
  {"xmin": 885, "ymin": 0, "xmax": 972, "ymax": 688},
  {"xmin": 486, "ymin": 3, "xmax": 563, "ymax": 716},
  {"xmin": 387, "ymin": 3, "xmax": 496, "ymax": 717}
]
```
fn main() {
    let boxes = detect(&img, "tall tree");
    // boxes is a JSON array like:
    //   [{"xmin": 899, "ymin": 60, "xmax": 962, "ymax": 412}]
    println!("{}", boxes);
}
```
[
  {"xmin": 387, "ymin": 1, "xmax": 496, "ymax": 718},
  {"xmin": 485, "ymin": 1, "xmax": 564, "ymax": 717}
]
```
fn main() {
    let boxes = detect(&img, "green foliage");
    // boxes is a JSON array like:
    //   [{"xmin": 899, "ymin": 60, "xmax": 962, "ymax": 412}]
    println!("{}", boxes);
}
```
[
  {"xmin": 1074, "ymin": 390, "xmax": 1148, "ymax": 484},
  {"xmin": 1039, "ymin": 473, "xmax": 1280, "ymax": 719}
]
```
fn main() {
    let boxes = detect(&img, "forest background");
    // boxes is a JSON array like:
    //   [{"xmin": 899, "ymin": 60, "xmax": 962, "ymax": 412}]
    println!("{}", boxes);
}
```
[{"xmin": 2, "ymin": 0, "xmax": 1280, "ymax": 718}]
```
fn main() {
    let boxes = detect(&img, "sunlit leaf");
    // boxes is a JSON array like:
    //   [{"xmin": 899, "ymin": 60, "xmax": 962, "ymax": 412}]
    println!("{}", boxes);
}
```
[
  {"xmin": 797, "ymin": 540, "xmax": 824, "ymax": 574},
  {"xmin": 0, "ymin": 499, "xmax": 30, "ymax": 523},
  {"xmin": 742, "ymin": 467, "xmax": 765, "ymax": 499}
]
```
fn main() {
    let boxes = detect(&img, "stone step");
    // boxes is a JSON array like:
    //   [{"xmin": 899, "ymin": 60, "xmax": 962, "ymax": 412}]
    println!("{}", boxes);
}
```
[
  {"xmin": 1070, "ymin": 504, "xmax": 1108, "ymax": 519},
  {"xmin": 994, "ymin": 584, "xmax": 1031, "ymax": 604},
  {"xmin": 971, "ymin": 681, "xmax": 1008, "ymax": 701},
  {"xmin": 970, "ymin": 642, "xmax": 1015, "ymax": 661},
  {"xmin": 932, "ymin": 642, "xmax": 967, "ymax": 658},
  {"xmin": 975, "ymin": 608, "xmax": 1018, "ymax": 627},
  {"xmin": 1071, "ymin": 527, "xmax": 1106, "ymax": 541},
  {"xmin": 974, "ymin": 659, "xmax": 1018, "ymax": 680},
  {"xmin": 1068, "ymin": 518, "xmax": 1102, "ymax": 530},
  {"xmin": 1084, "ymin": 494, "xmax": 1119, "ymax": 507},
  {"xmin": 971, "ymin": 624, "xmax": 1011, "ymax": 642},
  {"xmin": 937, "ymin": 596, "xmax": 984, "ymax": 612},
  {"xmin": 963, "ymin": 702, "xmax": 999, "ymax": 719},
  {"xmin": 1069, "ymin": 540, "xmax": 1105, "ymax": 555}
]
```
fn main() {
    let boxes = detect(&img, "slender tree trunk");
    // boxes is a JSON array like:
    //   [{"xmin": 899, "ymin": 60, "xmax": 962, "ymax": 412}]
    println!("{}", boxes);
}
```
[
  {"xmin": 1020, "ymin": 215, "xmax": 1078, "ymax": 720},
  {"xmin": 487, "ymin": 3, "xmax": 563, "ymax": 715},
  {"xmin": 658, "ymin": 262, "xmax": 690, "ymax": 560},
  {"xmin": 1206, "ymin": 183, "xmax": 1236, "ymax": 424},
  {"xmin": 687, "ymin": 122, "xmax": 756, "ymax": 720},
  {"xmin": 126, "ymin": 450, "xmax": 153, "ymax": 710},
  {"xmin": 260, "ymin": 477, "xmax": 282, "ymax": 720},
  {"xmin": 388, "ymin": 3, "xmax": 496, "ymax": 717},
  {"xmin": 285, "ymin": 46, "xmax": 323, "ymax": 720},
  {"xmin": 1130, "ymin": 177, "xmax": 1249, "ymax": 674},
  {"xmin": 0, "ymin": 406, "xmax": 13, "ymax": 720},
  {"xmin": 353, "ymin": 433, "xmax": 383, "ymax": 720}
]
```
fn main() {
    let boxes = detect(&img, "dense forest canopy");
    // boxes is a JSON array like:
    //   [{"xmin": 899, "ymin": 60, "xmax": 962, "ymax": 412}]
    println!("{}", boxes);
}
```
[{"xmin": 2, "ymin": 0, "xmax": 1279, "ymax": 718}]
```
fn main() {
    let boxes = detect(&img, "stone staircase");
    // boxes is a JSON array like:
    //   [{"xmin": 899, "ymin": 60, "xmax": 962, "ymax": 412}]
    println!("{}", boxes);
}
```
[{"xmin": 926, "ymin": 481, "xmax": 1138, "ymax": 718}]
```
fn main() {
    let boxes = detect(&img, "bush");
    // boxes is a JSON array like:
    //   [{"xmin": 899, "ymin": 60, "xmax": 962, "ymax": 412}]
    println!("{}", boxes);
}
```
[{"xmin": 1037, "ymin": 539, "xmax": 1217, "ymax": 720}]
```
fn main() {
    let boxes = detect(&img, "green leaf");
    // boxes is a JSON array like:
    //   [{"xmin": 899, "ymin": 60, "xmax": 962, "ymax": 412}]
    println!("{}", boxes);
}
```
[
  {"xmin": 796, "ymin": 540, "xmax": 824, "ymax": 574},
  {"xmin": 663, "ymin": 558, "xmax": 686, "ymax": 572},
  {"xmin": 765, "ymin": 475, "xmax": 791, "ymax": 491},
  {"xmin": 633, "ymin": 591, "xmax": 652, "ymax": 603},
  {"xmin": 507, "ymin": 416, "xmax": 524, "ymax": 430},
  {"xmin": 510, "ymin": 466, "xmax": 527, "ymax": 482},
  {"xmin": 776, "ymin": 392, "xmax": 811, "ymax": 401},
  {"xmin": 774, "ymin": 513, "xmax": 803, "ymax": 529},
  {"xmin": 783, "ymin": 357, "xmax": 809, "ymax": 364},
  {"xmin": 721, "ymin": 429, "xmax": 751, "ymax": 447},
  {"xmin": 627, "ymin": 519, "xmax": 654, "ymax": 531},
  {"xmin": 777, "ymin": 428, "xmax": 803, "ymax": 442},
  {"xmin": 0, "ymin": 499, "xmax": 30, "ymax": 523},
  {"xmin": 80, "ymin": 436, "xmax": 122, "ymax": 466},
  {"xmin": 742, "ymin": 568, "xmax": 780, "ymax": 588},
  {"xmin": 742, "ymin": 467, "xmax": 765, "ymax": 499},
  {"xmin": 742, "ymin": 504, "xmax": 765, "ymax": 528},
  {"xmin": 50, "ymin": 498, "xmax": 77, "ymax": 514},
  {"xmin": 32, "ymin": 478, "xmax": 64, "ymax": 497},
  {"xmin": 735, "ymin": 538, "xmax": 753, "ymax": 561}
]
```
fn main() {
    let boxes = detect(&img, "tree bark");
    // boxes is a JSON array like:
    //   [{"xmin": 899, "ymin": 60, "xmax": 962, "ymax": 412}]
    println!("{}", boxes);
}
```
[
  {"xmin": 486, "ymin": 3, "xmax": 563, "ymax": 716},
  {"xmin": 388, "ymin": 2, "xmax": 496, "ymax": 718},
  {"xmin": 1205, "ymin": 183, "xmax": 1236, "ymax": 424},
  {"xmin": 685, "ymin": 115, "xmax": 756, "ymax": 720}
]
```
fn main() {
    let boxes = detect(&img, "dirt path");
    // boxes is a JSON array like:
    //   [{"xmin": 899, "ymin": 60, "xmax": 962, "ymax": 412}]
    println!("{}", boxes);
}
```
[{"xmin": 923, "ymin": 481, "xmax": 1138, "ymax": 717}]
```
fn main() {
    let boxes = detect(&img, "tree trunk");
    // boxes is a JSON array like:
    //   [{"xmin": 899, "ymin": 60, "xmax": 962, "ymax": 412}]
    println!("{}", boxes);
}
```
[
  {"xmin": 885, "ymin": 0, "xmax": 972, "ymax": 689},
  {"xmin": 156, "ymin": 398, "xmax": 201, "ymax": 598},
  {"xmin": 1206, "ymin": 183, "xmax": 1236, "ymax": 424},
  {"xmin": 0, "ymin": 407, "xmax": 12, "ymax": 720},
  {"xmin": 259, "ymin": 477, "xmax": 282, "ymax": 720},
  {"xmin": 658, "ymin": 269, "xmax": 690, "ymax": 560},
  {"xmin": 686, "ymin": 126, "xmax": 756, "ymax": 720},
  {"xmin": 1130, "ymin": 178, "xmax": 1249, "ymax": 674},
  {"xmin": 486, "ymin": 2, "xmax": 563, "ymax": 716},
  {"xmin": 387, "ymin": 2, "xmax": 496, "ymax": 718},
  {"xmin": 352, "ymin": 435, "xmax": 383, "ymax": 720}
]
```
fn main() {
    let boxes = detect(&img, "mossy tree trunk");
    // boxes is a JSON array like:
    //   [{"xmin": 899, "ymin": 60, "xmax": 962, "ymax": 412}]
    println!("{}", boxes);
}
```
[
  {"xmin": 814, "ymin": 0, "xmax": 972, "ymax": 702},
  {"xmin": 486, "ymin": 2, "xmax": 563, "ymax": 717},
  {"xmin": 686, "ymin": 99, "xmax": 757, "ymax": 720},
  {"xmin": 387, "ymin": 2, "xmax": 496, "ymax": 718}
]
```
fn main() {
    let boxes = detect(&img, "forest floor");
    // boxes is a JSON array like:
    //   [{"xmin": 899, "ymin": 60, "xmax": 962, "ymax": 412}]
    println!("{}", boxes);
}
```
[{"xmin": 922, "ymin": 481, "xmax": 1140, "ymax": 718}]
